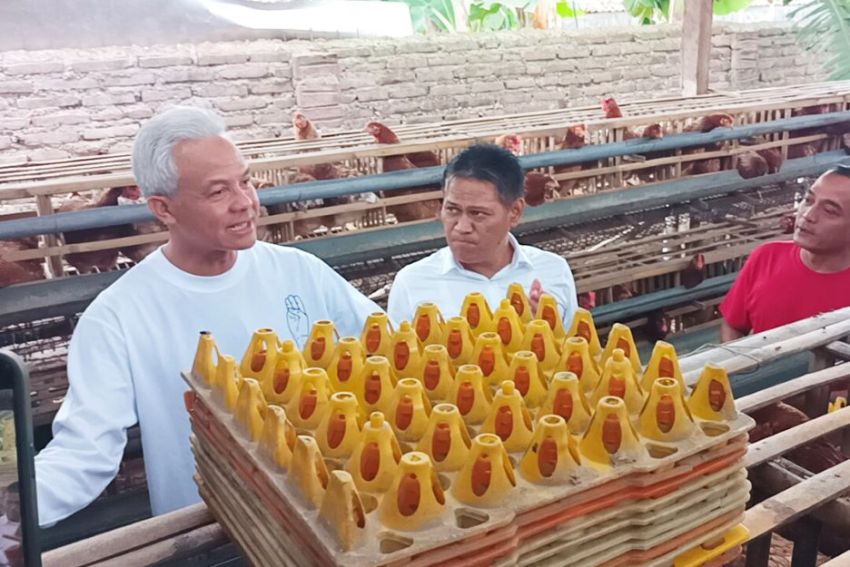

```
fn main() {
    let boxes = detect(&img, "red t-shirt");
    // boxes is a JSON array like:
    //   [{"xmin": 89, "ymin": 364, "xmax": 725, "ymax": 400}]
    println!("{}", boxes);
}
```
[{"xmin": 720, "ymin": 241, "xmax": 850, "ymax": 334}]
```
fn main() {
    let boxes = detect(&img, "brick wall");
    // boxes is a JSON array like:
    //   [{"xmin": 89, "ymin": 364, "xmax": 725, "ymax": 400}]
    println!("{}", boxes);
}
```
[{"xmin": 0, "ymin": 22, "xmax": 827, "ymax": 165}]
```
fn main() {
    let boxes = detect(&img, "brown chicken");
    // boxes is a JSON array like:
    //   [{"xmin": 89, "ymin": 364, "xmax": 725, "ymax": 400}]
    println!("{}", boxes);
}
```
[
  {"xmin": 683, "ymin": 155, "xmax": 721, "ymax": 176},
  {"xmin": 58, "ymin": 186, "xmax": 139, "ymax": 274},
  {"xmin": 555, "ymin": 125, "xmax": 593, "ymax": 196},
  {"xmin": 681, "ymin": 253, "xmax": 706, "ymax": 289},
  {"xmin": 779, "ymin": 212, "xmax": 796, "ymax": 234},
  {"xmin": 736, "ymin": 137, "xmax": 783, "ymax": 178},
  {"xmin": 522, "ymin": 172, "xmax": 560, "ymax": 207},
  {"xmin": 363, "ymin": 122, "xmax": 442, "ymax": 223},
  {"xmin": 292, "ymin": 112, "xmax": 356, "ymax": 207},
  {"xmin": 644, "ymin": 309, "xmax": 671, "ymax": 343},
  {"xmin": 365, "ymin": 121, "xmax": 441, "ymax": 169},
  {"xmin": 112, "ymin": 185, "xmax": 167, "ymax": 264},
  {"xmin": 680, "ymin": 113, "xmax": 735, "ymax": 176},
  {"xmin": 612, "ymin": 284, "xmax": 634, "ymax": 302},
  {"xmin": 601, "ymin": 97, "xmax": 663, "ymax": 141},
  {"xmin": 685, "ymin": 113, "xmax": 734, "ymax": 134},
  {"xmin": 494, "ymin": 134, "xmax": 559, "ymax": 206},
  {"xmin": 0, "ymin": 236, "xmax": 44, "ymax": 287},
  {"xmin": 493, "ymin": 134, "xmax": 522, "ymax": 155},
  {"xmin": 749, "ymin": 402, "xmax": 844, "ymax": 474},
  {"xmin": 578, "ymin": 291, "xmax": 596, "ymax": 310},
  {"xmin": 736, "ymin": 152, "xmax": 769, "ymax": 179},
  {"xmin": 787, "ymin": 142, "xmax": 818, "ymax": 159}
]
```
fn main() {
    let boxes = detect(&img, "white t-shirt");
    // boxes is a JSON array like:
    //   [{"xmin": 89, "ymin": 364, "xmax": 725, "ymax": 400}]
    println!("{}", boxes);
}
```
[
  {"xmin": 388, "ymin": 234, "xmax": 577, "ymax": 324},
  {"xmin": 34, "ymin": 241, "xmax": 380, "ymax": 526}
]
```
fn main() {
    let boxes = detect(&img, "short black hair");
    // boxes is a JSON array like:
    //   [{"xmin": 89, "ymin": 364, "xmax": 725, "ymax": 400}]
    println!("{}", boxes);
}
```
[{"xmin": 443, "ymin": 144, "xmax": 525, "ymax": 205}]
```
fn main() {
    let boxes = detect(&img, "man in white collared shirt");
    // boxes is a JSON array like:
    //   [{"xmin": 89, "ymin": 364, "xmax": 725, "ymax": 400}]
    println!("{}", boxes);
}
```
[{"xmin": 388, "ymin": 144, "xmax": 577, "ymax": 324}]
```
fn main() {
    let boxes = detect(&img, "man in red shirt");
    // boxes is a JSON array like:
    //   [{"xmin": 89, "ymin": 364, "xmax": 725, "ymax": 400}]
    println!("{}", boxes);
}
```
[{"xmin": 720, "ymin": 165, "xmax": 850, "ymax": 341}]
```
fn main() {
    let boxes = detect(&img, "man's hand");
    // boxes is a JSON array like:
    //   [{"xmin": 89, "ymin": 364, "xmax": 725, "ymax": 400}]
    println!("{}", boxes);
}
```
[{"xmin": 528, "ymin": 279, "xmax": 544, "ymax": 315}]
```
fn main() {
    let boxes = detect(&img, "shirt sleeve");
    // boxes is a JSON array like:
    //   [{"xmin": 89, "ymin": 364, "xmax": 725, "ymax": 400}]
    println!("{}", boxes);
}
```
[
  {"xmin": 543, "ymin": 258, "xmax": 578, "ymax": 326},
  {"xmin": 719, "ymin": 248, "xmax": 760, "ymax": 333},
  {"xmin": 387, "ymin": 269, "xmax": 412, "ymax": 326},
  {"xmin": 34, "ymin": 308, "xmax": 137, "ymax": 527},
  {"xmin": 313, "ymin": 255, "xmax": 384, "ymax": 339}
]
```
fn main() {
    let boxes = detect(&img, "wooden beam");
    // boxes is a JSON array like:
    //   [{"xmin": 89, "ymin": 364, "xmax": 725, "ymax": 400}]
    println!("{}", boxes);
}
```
[
  {"xmin": 825, "ymin": 340, "xmax": 850, "ymax": 362},
  {"xmin": 743, "ymin": 459, "xmax": 850, "ymax": 540},
  {"xmin": 737, "ymin": 363, "xmax": 850, "ymax": 414},
  {"xmin": 744, "ymin": 408, "xmax": 850, "ymax": 469},
  {"xmin": 823, "ymin": 549, "xmax": 850, "ymax": 566},
  {"xmin": 42, "ymin": 503, "xmax": 218, "ymax": 567},
  {"xmin": 681, "ymin": 0, "xmax": 713, "ymax": 96}
]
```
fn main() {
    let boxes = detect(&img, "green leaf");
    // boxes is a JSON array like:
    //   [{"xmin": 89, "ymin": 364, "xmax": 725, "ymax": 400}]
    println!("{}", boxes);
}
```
[
  {"xmin": 555, "ymin": 1, "xmax": 586, "ymax": 17},
  {"xmin": 713, "ymin": 0, "xmax": 753, "ymax": 16},
  {"xmin": 789, "ymin": 0, "xmax": 850, "ymax": 80}
]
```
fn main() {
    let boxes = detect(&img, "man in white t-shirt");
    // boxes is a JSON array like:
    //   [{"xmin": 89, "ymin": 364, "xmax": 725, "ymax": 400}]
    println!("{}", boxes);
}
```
[
  {"xmin": 34, "ymin": 106, "xmax": 381, "ymax": 526},
  {"xmin": 388, "ymin": 144, "xmax": 577, "ymax": 324}
]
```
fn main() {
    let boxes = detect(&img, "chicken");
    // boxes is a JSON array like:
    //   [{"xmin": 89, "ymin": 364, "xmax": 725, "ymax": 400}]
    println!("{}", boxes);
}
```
[
  {"xmin": 684, "ymin": 113, "xmax": 734, "ymax": 134},
  {"xmin": 115, "ymin": 186, "xmax": 166, "ymax": 264},
  {"xmin": 735, "ymin": 152, "xmax": 769, "ymax": 179},
  {"xmin": 555, "ymin": 125, "xmax": 593, "ymax": 196},
  {"xmin": 523, "ymin": 172, "xmax": 559, "ymax": 207},
  {"xmin": 493, "ymin": 134, "xmax": 559, "ymax": 206},
  {"xmin": 493, "ymin": 134, "xmax": 522, "ymax": 155},
  {"xmin": 612, "ymin": 284, "xmax": 634, "ymax": 302},
  {"xmin": 749, "ymin": 402, "xmax": 844, "ymax": 474},
  {"xmin": 58, "ymin": 186, "xmax": 138, "ymax": 274},
  {"xmin": 364, "ymin": 121, "xmax": 442, "ymax": 222},
  {"xmin": 683, "ymin": 154, "xmax": 721, "ymax": 176},
  {"xmin": 679, "ymin": 113, "xmax": 736, "ymax": 177},
  {"xmin": 779, "ymin": 213, "xmax": 796, "ymax": 234},
  {"xmin": 292, "ymin": 111, "xmax": 319, "ymax": 140},
  {"xmin": 787, "ymin": 142, "xmax": 818, "ymax": 159},
  {"xmin": 365, "ymin": 121, "xmax": 441, "ymax": 169},
  {"xmin": 681, "ymin": 253, "xmax": 706, "ymax": 289},
  {"xmin": 601, "ymin": 97, "xmax": 663, "ymax": 141},
  {"xmin": 758, "ymin": 147, "xmax": 783, "ymax": 174},
  {"xmin": 578, "ymin": 291, "xmax": 596, "ymax": 310},
  {"xmin": 292, "ymin": 112, "xmax": 356, "ymax": 204},
  {"xmin": 644, "ymin": 309, "xmax": 671, "ymax": 343},
  {"xmin": 736, "ymin": 137, "xmax": 783, "ymax": 179},
  {"xmin": 0, "ymin": 237, "xmax": 44, "ymax": 287},
  {"xmin": 601, "ymin": 98, "xmax": 667, "ymax": 182}
]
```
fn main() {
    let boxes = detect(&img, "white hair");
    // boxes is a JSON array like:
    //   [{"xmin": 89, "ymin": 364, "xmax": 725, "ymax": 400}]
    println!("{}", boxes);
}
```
[{"xmin": 132, "ymin": 106, "xmax": 227, "ymax": 197}]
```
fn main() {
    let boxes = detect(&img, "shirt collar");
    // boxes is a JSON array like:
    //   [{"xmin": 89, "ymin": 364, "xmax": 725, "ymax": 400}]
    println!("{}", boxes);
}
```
[{"xmin": 438, "ymin": 233, "xmax": 532, "ymax": 277}]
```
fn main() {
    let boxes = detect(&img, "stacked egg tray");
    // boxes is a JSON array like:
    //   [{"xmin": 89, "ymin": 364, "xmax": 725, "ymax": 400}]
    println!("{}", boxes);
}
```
[{"xmin": 183, "ymin": 288, "xmax": 754, "ymax": 567}]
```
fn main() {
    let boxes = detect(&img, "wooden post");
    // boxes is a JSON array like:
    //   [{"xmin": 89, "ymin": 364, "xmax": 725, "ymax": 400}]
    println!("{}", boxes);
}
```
[
  {"xmin": 745, "ymin": 534, "xmax": 771, "ymax": 567},
  {"xmin": 681, "ymin": 0, "xmax": 713, "ymax": 96},
  {"xmin": 805, "ymin": 347, "xmax": 835, "ymax": 418},
  {"xmin": 35, "ymin": 194, "xmax": 64, "ymax": 278}
]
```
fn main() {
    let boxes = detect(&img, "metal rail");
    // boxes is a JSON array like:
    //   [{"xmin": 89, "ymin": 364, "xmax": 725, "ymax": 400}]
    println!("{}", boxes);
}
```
[{"xmin": 1, "ymin": 111, "xmax": 848, "ymax": 240}]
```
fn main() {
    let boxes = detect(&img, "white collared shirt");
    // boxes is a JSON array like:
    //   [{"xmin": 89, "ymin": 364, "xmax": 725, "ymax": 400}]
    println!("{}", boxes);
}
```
[{"xmin": 388, "ymin": 234, "xmax": 577, "ymax": 324}]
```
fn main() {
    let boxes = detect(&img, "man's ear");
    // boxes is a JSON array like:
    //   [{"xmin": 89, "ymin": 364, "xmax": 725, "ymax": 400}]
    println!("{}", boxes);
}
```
[
  {"xmin": 147, "ymin": 195, "xmax": 177, "ymax": 226},
  {"xmin": 509, "ymin": 198, "xmax": 525, "ymax": 227}
]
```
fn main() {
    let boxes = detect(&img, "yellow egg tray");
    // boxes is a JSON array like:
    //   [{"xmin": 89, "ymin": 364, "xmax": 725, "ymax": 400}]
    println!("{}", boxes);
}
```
[{"xmin": 183, "ymin": 290, "xmax": 753, "ymax": 566}]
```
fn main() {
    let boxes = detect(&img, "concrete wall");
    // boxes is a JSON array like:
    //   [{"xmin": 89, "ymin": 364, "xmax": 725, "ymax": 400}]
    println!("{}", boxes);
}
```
[{"xmin": 0, "ymin": 22, "xmax": 827, "ymax": 164}]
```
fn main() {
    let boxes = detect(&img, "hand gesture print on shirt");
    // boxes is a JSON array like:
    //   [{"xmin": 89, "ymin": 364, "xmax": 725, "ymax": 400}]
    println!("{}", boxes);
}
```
[{"xmin": 285, "ymin": 295, "xmax": 310, "ymax": 345}]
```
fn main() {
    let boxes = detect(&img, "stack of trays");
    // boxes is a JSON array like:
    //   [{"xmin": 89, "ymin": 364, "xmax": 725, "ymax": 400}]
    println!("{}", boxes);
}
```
[{"xmin": 183, "ymin": 289, "xmax": 754, "ymax": 566}]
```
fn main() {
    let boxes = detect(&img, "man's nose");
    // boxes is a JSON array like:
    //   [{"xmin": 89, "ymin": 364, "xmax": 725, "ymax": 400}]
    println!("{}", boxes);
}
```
[
  {"xmin": 799, "ymin": 204, "xmax": 816, "ymax": 223},
  {"xmin": 232, "ymin": 185, "xmax": 255, "ymax": 210},
  {"xmin": 454, "ymin": 214, "xmax": 474, "ymax": 233}
]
